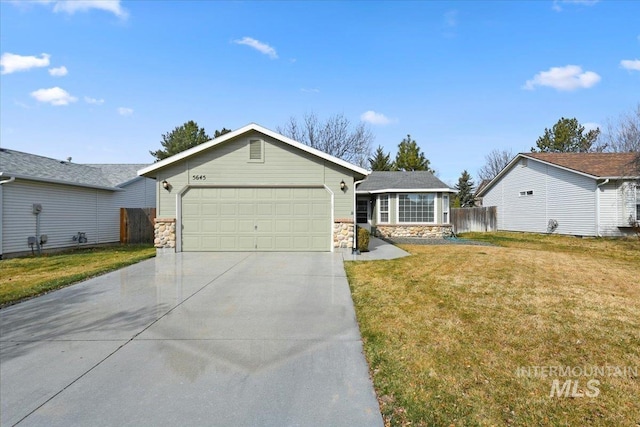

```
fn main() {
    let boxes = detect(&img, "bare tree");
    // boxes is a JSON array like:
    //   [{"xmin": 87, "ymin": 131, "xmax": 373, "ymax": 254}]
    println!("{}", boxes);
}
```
[
  {"xmin": 277, "ymin": 112, "xmax": 373, "ymax": 167},
  {"xmin": 597, "ymin": 104, "xmax": 640, "ymax": 153},
  {"xmin": 477, "ymin": 148, "xmax": 514, "ymax": 182}
]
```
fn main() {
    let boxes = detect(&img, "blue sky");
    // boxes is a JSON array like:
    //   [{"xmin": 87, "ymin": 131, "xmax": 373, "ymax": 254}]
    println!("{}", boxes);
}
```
[{"xmin": 1, "ymin": 0, "xmax": 638, "ymax": 185}]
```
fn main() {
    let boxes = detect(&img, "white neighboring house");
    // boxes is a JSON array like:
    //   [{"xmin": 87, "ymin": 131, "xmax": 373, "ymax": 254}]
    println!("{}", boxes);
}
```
[
  {"xmin": 477, "ymin": 152, "xmax": 640, "ymax": 237},
  {"xmin": 0, "ymin": 148, "xmax": 156, "ymax": 258}
]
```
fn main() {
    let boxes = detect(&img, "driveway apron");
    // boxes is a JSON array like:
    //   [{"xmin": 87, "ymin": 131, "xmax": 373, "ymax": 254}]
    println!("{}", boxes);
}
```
[{"xmin": 0, "ymin": 252, "xmax": 382, "ymax": 427}]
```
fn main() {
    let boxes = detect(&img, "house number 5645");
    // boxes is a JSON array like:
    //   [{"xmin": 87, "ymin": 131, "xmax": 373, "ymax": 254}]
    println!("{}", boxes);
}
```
[{"xmin": 192, "ymin": 175, "xmax": 207, "ymax": 181}]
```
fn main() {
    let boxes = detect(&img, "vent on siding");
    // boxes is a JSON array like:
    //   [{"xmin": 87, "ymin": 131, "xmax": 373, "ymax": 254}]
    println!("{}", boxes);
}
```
[{"xmin": 249, "ymin": 139, "xmax": 263, "ymax": 161}]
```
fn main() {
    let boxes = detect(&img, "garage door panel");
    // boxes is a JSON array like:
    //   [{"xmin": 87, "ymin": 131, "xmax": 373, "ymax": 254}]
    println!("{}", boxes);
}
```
[{"xmin": 182, "ymin": 187, "xmax": 330, "ymax": 252}]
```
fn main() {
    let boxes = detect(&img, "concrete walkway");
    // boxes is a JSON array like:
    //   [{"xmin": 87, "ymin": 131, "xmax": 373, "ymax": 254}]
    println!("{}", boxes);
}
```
[
  {"xmin": 341, "ymin": 236, "xmax": 410, "ymax": 261},
  {"xmin": 0, "ymin": 253, "xmax": 383, "ymax": 427}
]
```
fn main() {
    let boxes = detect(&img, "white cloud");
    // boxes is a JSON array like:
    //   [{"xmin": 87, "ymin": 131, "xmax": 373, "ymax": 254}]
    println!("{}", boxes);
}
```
[
  {"xmin": 54, "ymin": 0, "xmax": 127, "ymax": 18},
  {"xmin": 10, "ymin": 0, "xmax": 127, "ymax": 18},
  {"xmin": 443, "ymin": 10, "xmax": 458, "ymax": 28},
  {"xmin": 117, "ymin": 107, "xmax": 133, "ymax": 116},
  {"xmin": 30, "ymin": 87, "xmax": 77, "ymax": 106},
  {"xmin": 233, "ymin": 37, "xmax": 278, "ymax": 59},
  {"xmin": 48, "ymin": 65, "xmax": 68, "ymax": 76},
  {"xmin": 552, "ymin": 0, "xmax": 599, "ymax": 12},
  {"xmin": 523, "ymin": 65, "xmax": 601, "ymax": 91},
  {"xmin": 1, "ymin": 52, "xmax": 50, "ymax": 74},
  {"xmin": 360, "ymin": 111, "xmax": 395, "ymax": 125},
  {"xmin": 620, "ymin": 59, "xmax": 640, "ymax": 71},
  {"xmin": 84, "ymin": 96, "xmax": 104, "ymax": 105},
  {"xmin": 300, "ymin": 88, "xmax": 320, "ymax": 93}
]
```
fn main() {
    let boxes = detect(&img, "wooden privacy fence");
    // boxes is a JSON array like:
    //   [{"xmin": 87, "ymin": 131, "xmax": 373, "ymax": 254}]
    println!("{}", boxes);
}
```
[
  {"xmin": 120, "ymin": 208, "xmax": 156, "ymax": 244},
  {"xmin": 451, "ymin": 206, "xmax": 497, "ymax": 234}
]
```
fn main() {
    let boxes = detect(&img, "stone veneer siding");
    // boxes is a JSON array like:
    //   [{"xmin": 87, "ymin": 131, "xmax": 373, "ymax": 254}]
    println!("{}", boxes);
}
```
[
  {"xmin": 375, "ymin": 224, "xmax": 453, "ymax": 239},
  {"xmin": 154, "ymin": 218, "xmax": 176, "ymax": 249},
  {"xmin": 333, "ymin": 219, "xmax": 354, "ymax": 249}
]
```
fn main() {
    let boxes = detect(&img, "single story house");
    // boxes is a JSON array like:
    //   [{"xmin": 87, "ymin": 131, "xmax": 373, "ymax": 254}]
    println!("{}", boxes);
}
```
[
  {"xmin": 139, "ymin": 123, "xmax": 457, "ymax": 254},
  {"xmin": 0, "ymin": 148, "xmax": 155, "ymax": 258},
  {"xmin": 477, "ymin": 152, "xmax": 640, "ymax": 237},
  {"xmin": 356, "ymin": 171, "xmax": 457, "ymax": 239}
]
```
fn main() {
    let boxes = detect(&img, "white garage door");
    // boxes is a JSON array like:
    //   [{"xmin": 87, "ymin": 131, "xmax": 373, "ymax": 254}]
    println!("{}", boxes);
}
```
[{"xmin": 181, "ymin": 187, "xmax": 331, "ymax": 251}]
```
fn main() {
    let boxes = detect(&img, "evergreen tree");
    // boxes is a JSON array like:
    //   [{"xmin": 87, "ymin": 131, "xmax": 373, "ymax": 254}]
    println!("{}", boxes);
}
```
[
  {"xmin": 455, "ymin": 169, "xmax": 475, "ymax": 207},
  {"xmin": 532, "ymin": 117, "xmax": 600, "ymax": 153},
  {"xmin": 150, "ymin": 121, "xmax": 231, "ymax": 161},
  {"xmin": 368, "ymin": 145, "xmax": 393, "ymax": 171},
  {"xmin": 394, "ymin": 134, "xmax": 434, "ymax": 172}
]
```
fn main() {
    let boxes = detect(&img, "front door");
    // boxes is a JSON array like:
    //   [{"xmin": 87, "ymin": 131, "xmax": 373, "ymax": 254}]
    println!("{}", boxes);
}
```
[{"xmin": 356, "ymin": 199, "xmax": 368, "ymax": 224}]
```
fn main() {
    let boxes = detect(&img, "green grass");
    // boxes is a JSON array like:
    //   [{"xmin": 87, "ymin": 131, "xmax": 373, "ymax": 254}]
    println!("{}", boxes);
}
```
[
  {"xmin": 0, "ymin": 245, "xmax": 156, "ymax": 306},
  {"xmin": 345, "ymin": 232, "xmax": 640, "ymax": 426}
]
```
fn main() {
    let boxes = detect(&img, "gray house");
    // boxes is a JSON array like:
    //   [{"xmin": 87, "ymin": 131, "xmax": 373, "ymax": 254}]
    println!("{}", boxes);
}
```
[
  {"xmin": 477, "ymin": 152, "xmax": 640, "ymax": 237},
  {"xmin": 356, "ymin": 171, "xmax": 457, "ymax": 239},
  {"xmin": 0, "ymin": 148, "xmax": 155, "ymax": 258},
  {"xmin": 139, "ymin": 123, "xmax": 368, "ymax": 253}
]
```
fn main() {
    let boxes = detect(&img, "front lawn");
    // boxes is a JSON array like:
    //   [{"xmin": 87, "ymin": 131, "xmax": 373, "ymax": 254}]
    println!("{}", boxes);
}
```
[
  {"xmin": 345, "ymin": 232, "xmax": 640, "ymax": 426},
  {"xmin": 0, "ymin": 245, "xmax": 156, "ymax": 307}
]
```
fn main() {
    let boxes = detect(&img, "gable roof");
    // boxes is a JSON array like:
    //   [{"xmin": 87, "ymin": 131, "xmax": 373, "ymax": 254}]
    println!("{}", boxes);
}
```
[
  {"xmin": 477, "ymin": 152, "xmax": 640, "ymax": 197},
  {"xmin": 526, "ymin": 152, "xmax": 638, "ymax": 178},
  {"xmin": 356, "ymin": 171, "xmax": 456, "ymax": 193},
  {"xmin": 0, "ymin": 148, "xmax": 149, "ymax": 190},
  {"xmin": 138, "ymin": 123, "xmax": 369, "ymax": 177}
]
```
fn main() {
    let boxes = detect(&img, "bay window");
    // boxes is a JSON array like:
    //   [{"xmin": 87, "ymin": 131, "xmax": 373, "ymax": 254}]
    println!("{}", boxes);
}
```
[{"xmin": 398, "ymin": 193, "xmax": 435, "ymax": 223}]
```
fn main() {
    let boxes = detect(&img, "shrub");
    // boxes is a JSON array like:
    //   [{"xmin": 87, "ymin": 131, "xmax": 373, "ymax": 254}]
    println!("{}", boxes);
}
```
[{"xmin": 357, "ymin": 226, "xmax": 370, "ymax": 252}]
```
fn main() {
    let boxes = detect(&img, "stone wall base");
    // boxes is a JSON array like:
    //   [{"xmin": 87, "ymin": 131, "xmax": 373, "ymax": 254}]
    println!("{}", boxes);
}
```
[
  {"xmin": 333, "ymin": 220, "xmax": 354, "ymax": 248},
  {"xmin": 375, "ymin": 224, "xmax": 453, "ymax": 239},
  {"xmin": 154, "ymin": 218, "xmax": 176, "ymax": 250}
]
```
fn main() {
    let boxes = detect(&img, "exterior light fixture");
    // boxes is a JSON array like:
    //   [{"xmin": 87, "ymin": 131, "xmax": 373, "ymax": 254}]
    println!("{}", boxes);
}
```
[
  {"xmin": 340, "ymin": 180, "xmax": 346, "ymax": 191},
  {"xmin": 162, "ymin": 180, "xmax": 170, "ymax": 190}
]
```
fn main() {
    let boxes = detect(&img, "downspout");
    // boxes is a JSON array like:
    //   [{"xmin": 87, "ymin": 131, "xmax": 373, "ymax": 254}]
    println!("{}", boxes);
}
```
[
  {"xmin": 0, "ymin": 177, "xmax": 16, "ymax": 259},
  {"xmin": 352, "ymin": 179, "xmax": 365, "ymax": 254},
  {"xmin": 595, "ymin": 179, "xmax": 609, "ymax": 237}
]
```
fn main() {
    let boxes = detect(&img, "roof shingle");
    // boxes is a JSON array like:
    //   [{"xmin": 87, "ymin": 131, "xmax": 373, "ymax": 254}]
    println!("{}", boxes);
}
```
[
  {"xmin": 0, "ymin": 148, "xmax": 150, "ymax": 189},
  {"xmin": 357, "ymin": 171, "xmax": 455, "ymax": 192},
  {"xmin": 525, "ymin": 152, "xmax": 639, "ymax": 177}
]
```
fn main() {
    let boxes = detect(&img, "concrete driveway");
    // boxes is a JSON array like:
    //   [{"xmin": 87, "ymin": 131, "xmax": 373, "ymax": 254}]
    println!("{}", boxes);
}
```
[{"xmin": 0, "ymin": 252, "xmax": 383, "ymax": 427}]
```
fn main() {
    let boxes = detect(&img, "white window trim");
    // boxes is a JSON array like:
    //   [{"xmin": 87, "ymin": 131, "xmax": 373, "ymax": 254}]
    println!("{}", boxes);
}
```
[
  {"xmin": 519, "ymin": 190, "xmax": 534, "ymax": 197},
  {"xmin": 396, "ymin": 193, "xmax": 437, "ymax": 224},
  {"xmin": 443, "ymin": 194, "xmax": 449, "ymax": 224},
  {"xmin": 378, "ymin": 194, "xmax": 390, "ymax": 224}
]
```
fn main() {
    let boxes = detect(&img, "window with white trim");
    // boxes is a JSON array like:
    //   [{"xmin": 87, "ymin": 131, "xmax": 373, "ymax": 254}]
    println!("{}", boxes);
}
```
[
  {"xmin": 519, "ymin": 190, "xmax": 534, "ymax": 196},
  {"xmin": 378, "ymin": 195, "xmax": 389, "ymax": 223},
  {"xmin": 443, "ymin": 194, "xmax": 449, "ymax": 223},
  {"xmin": 398, "ymin": 193, "xmax": 434, "ymax": 223}
]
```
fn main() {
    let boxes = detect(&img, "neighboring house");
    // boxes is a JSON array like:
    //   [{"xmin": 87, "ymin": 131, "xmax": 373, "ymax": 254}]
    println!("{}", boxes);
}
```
[
  {"xmin": 355, "ymin": 171, "xmax": 457, "ymax": 239},
  {"xmin": 0, "ymin": 148, "xmax": 155, "ymax": 258},
  {"xmin": 477, "ymin": 152, "xmax": 640, "ymax": 237},
  {"xmin": 139, "ymin": 123, "xmax": 368, "ymax": 253}
]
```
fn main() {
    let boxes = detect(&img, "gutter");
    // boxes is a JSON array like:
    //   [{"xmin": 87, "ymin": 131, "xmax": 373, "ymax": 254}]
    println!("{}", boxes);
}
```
[
  {"xmin": 595, "ymin": 179, "xmax": 610, "ymax": 237},
  {"xmin": 0, "ymin": 177, "xmax": 16, "ymax": 185},
  {"xmin": 353, "ymin": 179, "xmax": 366, "ymax": 254}
]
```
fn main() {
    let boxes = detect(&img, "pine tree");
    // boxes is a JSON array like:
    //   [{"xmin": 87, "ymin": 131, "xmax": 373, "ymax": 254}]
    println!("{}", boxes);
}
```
[
  {"xmin": 455, "ymin": 170, "xmax": 475, "ymax": 207},
  {"xmin": 532, "ymin": 117, "xmax": 600, "ymax": 153},
  {"xmin": 394, "ymin": 134, "xmax": 434, "ymax": 172},
  {"xmin": 368, "ymin": 145, "xmax": 393, "ymax": 171},
  {"xmin": 150, "ymin": 121, "xmax": 231, "ymax": 161}
]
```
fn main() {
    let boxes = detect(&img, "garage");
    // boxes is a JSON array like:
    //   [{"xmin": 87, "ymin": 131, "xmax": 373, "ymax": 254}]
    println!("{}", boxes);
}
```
[{"xmin": 181, "ymin": 187, "xmax": 331, "ymax": 251}]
